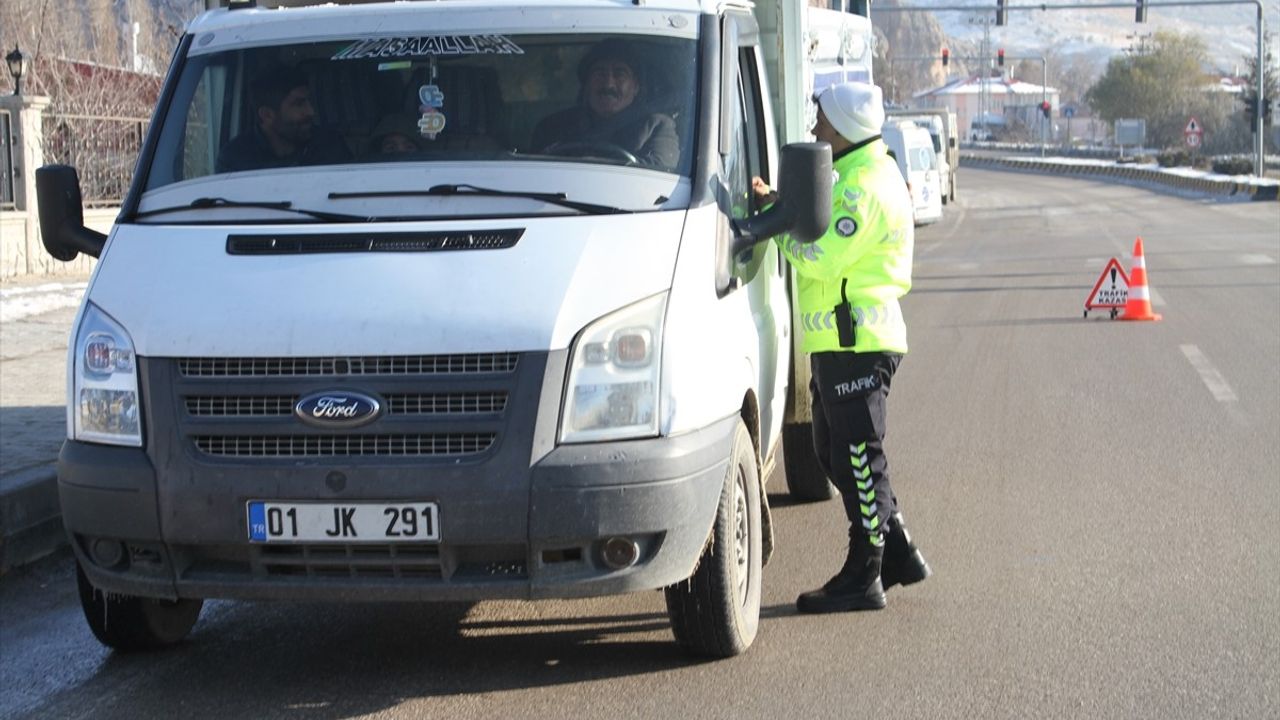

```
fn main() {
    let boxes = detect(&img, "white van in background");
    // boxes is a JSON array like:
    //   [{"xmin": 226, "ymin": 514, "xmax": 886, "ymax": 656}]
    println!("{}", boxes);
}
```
[
  {"xmin": 881, "ymin": 120, "xmax": 942, "ymax": 226},
  {"xmin": 885, "ymin": 110, "xmax": 955, "ymax": 204}
]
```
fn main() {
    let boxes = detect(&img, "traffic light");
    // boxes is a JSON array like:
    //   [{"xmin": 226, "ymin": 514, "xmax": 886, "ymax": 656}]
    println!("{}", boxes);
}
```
[
  {"xmin": 996, "ymin": 0, "xmax": 1007, "ymax": 26},
  {"xmin": 1135, "ymin": 0, "xmax": 1148, "ymax": 23},
  {"xmin": 942, "ymin": 48, "xmax": 949, "ymax": 67},
  {"xmin": 997, "ymin": 49, "xmax": 1005, "ymax": 67},
  {"xmin": 1243, "ymin": 96, "xmax": 1271, "ymax": 129},
  {"xmin": 1040, "ymin": 101, "xmax": 1052, "ymax": 119}
]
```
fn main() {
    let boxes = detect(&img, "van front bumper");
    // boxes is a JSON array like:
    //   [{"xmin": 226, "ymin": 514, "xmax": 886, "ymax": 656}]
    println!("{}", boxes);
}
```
[{"xmin": 60, "ymin": 414, "xmax": 736, "ymax": 602}]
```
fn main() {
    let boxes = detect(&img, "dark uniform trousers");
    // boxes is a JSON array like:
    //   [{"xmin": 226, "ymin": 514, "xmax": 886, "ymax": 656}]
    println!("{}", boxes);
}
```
[{"xmin": 810, "ymin": 351, "xmax": 902, "ymax": 537}]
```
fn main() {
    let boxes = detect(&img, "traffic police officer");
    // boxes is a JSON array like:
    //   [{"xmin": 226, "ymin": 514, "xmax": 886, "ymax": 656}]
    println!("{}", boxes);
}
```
[{"xmin": 758, "ymin": 82, "xmax": 931, "ymax": 613}]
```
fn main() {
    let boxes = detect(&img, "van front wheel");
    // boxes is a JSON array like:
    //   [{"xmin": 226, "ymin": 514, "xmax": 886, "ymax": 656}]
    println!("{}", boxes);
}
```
[
  {"xmin": 76, "ymin": 562, "xmax": 202, "ymax": 652},
  {"xmin": 665, "ymin": 420, "xmax": 761, "ymax": 658}
]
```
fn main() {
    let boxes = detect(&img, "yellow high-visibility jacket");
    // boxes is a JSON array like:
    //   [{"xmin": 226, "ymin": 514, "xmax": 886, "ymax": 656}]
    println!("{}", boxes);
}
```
[{"xmin": 777, "ymin": 139, "xmax": 914, "ymax": 354}]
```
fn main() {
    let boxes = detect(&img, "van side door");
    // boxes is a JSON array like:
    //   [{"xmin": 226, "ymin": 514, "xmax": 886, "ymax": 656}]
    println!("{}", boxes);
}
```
[{"xmin": 718, "ymin": 9, "xmax": 789, "ymax": 457}]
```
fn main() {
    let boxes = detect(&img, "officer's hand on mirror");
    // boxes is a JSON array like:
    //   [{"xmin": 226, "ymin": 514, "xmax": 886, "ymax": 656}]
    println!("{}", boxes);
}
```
[{"xmin": 751, "ymin": 176, "xmax": 778, "ymax": 207}]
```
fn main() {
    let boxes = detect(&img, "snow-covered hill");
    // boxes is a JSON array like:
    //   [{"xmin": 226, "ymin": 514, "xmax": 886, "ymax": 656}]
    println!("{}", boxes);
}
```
[{"xmin": 911, "ymin": 0, "xmax": 1280, "ymax": 74}]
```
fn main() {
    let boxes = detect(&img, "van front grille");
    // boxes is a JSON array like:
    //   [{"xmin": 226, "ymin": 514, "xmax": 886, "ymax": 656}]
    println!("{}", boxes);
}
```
[
  {"xmin": 386, "ymin": 392, "xmax": 507, "ymax": 414},
  {"xmin": 178, "ymin": 353, "xmax": 518, "ymax": 378},
  {"xmin": 256, "ymin": 543, "xmax": 443, "ymax": 579},
  {"xmin": 193, "ymin": 434, "xmax": 495, "ymax": 457},
  {"xmin": 186, "ymin": 396, "xmax": 296, "ymax": 416},
  {"xmin": 185, "ymin": 393, "xmax": 508, "ymax": 417}
]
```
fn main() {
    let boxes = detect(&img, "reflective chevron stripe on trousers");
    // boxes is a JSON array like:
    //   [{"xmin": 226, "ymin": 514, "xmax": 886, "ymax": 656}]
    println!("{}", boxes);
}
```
[{"xmin": 809, "ymin": 351, "xmax": 902, "ymax": 543}]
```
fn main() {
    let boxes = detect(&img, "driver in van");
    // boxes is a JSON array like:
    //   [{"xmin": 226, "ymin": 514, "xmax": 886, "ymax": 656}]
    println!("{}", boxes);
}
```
[
  {"xmin": 216, "ymin": 67, "xmax": 352, "ymax": 173},
  {"xmin": 530, "ymin": 38, "xmax": 679, "ymax": 171}
]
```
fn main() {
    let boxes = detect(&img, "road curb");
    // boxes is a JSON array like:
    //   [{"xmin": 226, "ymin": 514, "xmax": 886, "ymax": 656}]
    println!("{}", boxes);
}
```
[
  {"xmin": 961, "ymin": 154, "xmax": 1280, "ymax": 201},
  {"xmin": 0, "ymin": 464, "xmax": 65, "ymax": 575}
]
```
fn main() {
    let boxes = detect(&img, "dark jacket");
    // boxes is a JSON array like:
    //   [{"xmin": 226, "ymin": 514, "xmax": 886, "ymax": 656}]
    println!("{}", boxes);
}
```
[
  {"xmin": 216, "ymin": 126, "xmax": 352, "ymax": 173},
  {"xmin": 531, "ymin": 104, "xmax": 679, "ymax": 171}
]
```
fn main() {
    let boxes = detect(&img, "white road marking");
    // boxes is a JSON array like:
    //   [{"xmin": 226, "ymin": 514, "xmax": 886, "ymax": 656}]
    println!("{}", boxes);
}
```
[
  {"xmin": 1180, "ymin": 345, "xmax": 1238, "ymax": 403},
  {"xmin": 1239, "ymin": 254, "xmax": 1276, "ymax": 265},
  {"xmin": 1149, "ymin": 286, "xmax": 1166, "ymax": 307}
]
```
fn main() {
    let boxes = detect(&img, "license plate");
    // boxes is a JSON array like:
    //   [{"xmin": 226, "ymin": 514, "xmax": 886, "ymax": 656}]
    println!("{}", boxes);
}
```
[{"xmin": 246, "ymin": 501, "xmax": 439, "ymax": 543}]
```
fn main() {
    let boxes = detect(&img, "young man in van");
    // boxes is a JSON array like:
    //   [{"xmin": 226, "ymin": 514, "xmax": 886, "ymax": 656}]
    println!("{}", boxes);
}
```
[
  {"xmin": 217, "ymin": 67, "xmax": 352, "ymax": 172},
  {"xmin": 757, "ymin": 82, "xmax": 931, "ymax": 613}
]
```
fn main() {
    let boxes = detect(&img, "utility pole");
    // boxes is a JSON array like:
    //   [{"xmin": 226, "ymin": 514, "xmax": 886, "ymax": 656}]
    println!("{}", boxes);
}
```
[
  {"xmin": 1006, "ymin": 54, "xmax": 1049, "ymax": 155},
  {"xmin": 964, "ymin": 15, "xmax": 995, "ymax": 142},
  {"xmin": 1124, "ymin": 32, "xmax": 1152, "ymax": 55}
]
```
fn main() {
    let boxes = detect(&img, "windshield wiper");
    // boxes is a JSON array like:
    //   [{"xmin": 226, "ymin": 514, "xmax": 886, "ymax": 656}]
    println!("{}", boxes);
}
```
[
  {"xmin": 133, "ymin": 197, "xmax": 369, "ymax": 223},
  {"xmin": 328, "ymin": 184, "xmax": 628, "ymax": 215}
]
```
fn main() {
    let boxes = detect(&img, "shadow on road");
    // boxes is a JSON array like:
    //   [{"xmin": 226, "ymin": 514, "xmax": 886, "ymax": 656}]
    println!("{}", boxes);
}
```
[
  {"xmin": 19, "ymin": 578, "xmax": 814, "ymax": 719},
  {"xmin": 0, "ymin": 406, "xmax": 65, "ymax": 478}
]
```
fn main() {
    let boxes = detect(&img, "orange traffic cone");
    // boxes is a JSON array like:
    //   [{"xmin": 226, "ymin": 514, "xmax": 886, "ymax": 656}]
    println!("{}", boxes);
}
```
[{"xmin": 1120, "ymin": 237, "xmax": 1161, "ymax": 322}]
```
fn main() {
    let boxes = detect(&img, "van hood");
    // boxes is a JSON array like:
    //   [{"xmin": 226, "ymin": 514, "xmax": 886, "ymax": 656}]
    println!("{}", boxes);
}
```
[{"xmin": 88, "ymin": 213, "xmax": 685, "ymax": 357}]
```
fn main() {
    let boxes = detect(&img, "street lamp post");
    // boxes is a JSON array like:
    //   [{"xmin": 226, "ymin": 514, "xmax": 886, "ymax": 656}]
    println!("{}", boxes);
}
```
[{"xmin": 5, "ymin": 46, "xmax": 25, "ymax": 96}]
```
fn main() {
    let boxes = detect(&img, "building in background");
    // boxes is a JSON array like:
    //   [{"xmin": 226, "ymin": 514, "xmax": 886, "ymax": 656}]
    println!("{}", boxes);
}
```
[{"xmin": 912, "ymin": 75, "xmax": 1060, "ymax": 142}]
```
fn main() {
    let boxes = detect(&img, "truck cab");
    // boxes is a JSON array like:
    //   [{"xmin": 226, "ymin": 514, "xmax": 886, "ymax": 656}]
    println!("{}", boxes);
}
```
[{"xmin": 37, "ymin": 0, "xmax": 873, "ymax": 658}]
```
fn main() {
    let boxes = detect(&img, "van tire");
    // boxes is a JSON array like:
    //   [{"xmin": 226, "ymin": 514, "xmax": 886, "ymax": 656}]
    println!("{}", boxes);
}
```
[
  {"xmin": 783, "ymin": 423, "xmax": 836, "ymax": 501},
  {"xmin": 664, "ymin": 420, "xmax": 761, "ymax": 658},
  {"xmin": 76, "ymin": 562, "xmax": 203, "ymax": 652}
]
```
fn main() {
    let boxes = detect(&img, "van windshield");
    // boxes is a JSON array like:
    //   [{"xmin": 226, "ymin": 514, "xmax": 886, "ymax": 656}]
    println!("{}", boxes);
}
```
[
  {"xmin": 143, "ymin": 32, "xmax": 698, "ymax": 192},
  {"xmin": 908, "ymin": 146, "xmax": 935, "ymax": 173}
]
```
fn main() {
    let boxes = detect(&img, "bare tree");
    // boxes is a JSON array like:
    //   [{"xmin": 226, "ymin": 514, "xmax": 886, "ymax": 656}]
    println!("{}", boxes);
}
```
[
  {"xmin": 1008, "ymin": 43, "xmax": 1102, "ymax": 108},
  {"xmin": 1, "ymin": 0, "xmax": 202, "ymax": 202}
]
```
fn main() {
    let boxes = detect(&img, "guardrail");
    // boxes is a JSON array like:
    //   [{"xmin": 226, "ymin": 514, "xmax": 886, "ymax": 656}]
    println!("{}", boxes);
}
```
[
  {"xmin": 963, "ymin": 142, "xmax": 1280, "ymax": 171},
  {"xmin": 961, "ymin": 153, "xmax": 1280, "ymax": 202}
]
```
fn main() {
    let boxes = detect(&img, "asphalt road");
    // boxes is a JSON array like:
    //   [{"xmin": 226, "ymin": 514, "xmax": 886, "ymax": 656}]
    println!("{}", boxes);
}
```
[{"xmin": 1, "ymin": 168, "xmax": 1277, "ymax": 719}]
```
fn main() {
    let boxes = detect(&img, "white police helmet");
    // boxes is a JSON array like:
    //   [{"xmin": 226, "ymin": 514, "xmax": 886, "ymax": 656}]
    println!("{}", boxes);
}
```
[{"xmin": 816, "ymin": 82, "xmax": 886, "ymax": 144}]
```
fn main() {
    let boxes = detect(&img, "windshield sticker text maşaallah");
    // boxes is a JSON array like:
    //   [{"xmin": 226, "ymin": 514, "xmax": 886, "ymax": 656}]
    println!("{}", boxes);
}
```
[{"xmin": 332, "ymin": 35, "xmax": 524, "ymax": 61}]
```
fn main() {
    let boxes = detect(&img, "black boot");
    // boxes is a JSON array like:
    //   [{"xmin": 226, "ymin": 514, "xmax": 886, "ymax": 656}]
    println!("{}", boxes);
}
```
[
  {"xmin": 797, "ymin": 533, "xmax": 886, "ymax": 613},
  {"xmin": 881, "ymin": 511, "xmax": 931, "ymax": 590}
]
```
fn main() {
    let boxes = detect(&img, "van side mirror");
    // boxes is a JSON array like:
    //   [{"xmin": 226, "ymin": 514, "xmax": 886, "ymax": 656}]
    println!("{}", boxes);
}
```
[
  {"xmin": 36, "ymin": 165, "xmax": 107, "ymax": 261},
  {"xmin": 733, "ymin": 142, "xmax": 832, "ymax": 250}
]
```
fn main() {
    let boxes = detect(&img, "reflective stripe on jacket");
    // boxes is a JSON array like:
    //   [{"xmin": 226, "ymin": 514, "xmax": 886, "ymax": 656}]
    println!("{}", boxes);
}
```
[{"xmin": 776, "ymin": 139, "xmax": 914, "ymax": 354}]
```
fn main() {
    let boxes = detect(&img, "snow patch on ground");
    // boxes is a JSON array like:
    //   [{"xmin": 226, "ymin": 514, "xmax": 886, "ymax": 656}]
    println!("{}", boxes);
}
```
[
  {"xmin": 0, "ymin": 283, "xmax": 88, "ymax": 323},
  {"xmin": 1001, "ymin": 155, "xmax": 1280, "ymax": 186}
]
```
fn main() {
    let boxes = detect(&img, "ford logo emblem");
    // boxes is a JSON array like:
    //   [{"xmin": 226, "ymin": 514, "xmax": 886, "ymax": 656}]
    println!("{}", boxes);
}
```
[{"xmin": 295, "ymin": 391, "xmax": 382, "ymax": 429}]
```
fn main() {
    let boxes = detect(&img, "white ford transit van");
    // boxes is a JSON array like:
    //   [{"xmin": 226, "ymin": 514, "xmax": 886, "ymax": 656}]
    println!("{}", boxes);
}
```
[
  {"xmin": 882, "ymin": 119, "xmax": 942, "ymax": 226},
  {"xmin": 38, "ymin": 0, "xmax": 875, "ymax": 658}
]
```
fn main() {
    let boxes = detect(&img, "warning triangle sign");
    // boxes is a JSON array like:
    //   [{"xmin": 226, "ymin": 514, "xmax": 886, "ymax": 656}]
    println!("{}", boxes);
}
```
[
  {"xmin": 1085, "ymin": 258, "xmax": 1130, "ymax": 315},
  {"xmin": 1186, "ymin": 117, "xmax": 1201, "ymax": 133}
]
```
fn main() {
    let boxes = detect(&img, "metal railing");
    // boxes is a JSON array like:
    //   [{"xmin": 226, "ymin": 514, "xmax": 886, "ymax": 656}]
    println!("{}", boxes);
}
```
[
  {"xmin": 40, "ymin": 113, "xmax": 149, "ymax": 207},
  {"xmin": 0, "ymin": 110, "xmax": 15, "ymax": 210}
]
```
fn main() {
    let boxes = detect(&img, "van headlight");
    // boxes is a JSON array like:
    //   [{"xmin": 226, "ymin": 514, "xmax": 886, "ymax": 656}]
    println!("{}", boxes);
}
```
[
  {"xmin": 560, "ymin": 293, "xmax": 666, "ymax": 444},
  {"xmin": 72, "ymin": 303, "xmax": 142, "ymax": 447}
]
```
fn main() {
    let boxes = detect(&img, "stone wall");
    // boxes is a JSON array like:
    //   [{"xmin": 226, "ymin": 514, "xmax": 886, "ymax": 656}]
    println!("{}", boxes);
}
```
[{"xmin": 1, "ymin": 208, "xmax": 106, "ymax": 278}]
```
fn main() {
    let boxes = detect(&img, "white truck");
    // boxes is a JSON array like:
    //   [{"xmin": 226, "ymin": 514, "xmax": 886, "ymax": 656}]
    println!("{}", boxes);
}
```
[
  {"xmin": 887, "ymin": 107, "xmax": 957, "ymax": 204},
  {"xmin": 37, "ymin": 0, "xmax": 875, "ymax": 658}
]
